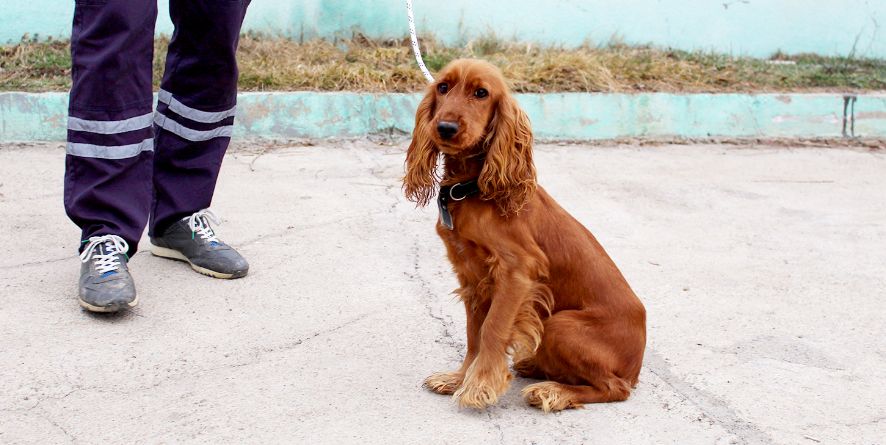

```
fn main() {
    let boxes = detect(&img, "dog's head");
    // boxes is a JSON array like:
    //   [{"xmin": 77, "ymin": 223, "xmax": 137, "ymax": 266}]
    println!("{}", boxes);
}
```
[{"xmin": 403, "ymin": 59, "xmax": 536, "ymax": 215}]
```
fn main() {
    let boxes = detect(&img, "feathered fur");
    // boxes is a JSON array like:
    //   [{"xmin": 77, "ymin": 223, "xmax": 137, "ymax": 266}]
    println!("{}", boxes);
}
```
[{"xmin": 404, "ymin": 59, "xmax": 647, "ymax": 412}]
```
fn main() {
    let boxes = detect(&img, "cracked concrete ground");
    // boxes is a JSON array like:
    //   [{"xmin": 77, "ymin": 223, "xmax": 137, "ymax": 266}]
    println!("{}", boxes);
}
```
[{"xmin": 0, "ymin": 141, "xmax": 884, "ymax": 444}]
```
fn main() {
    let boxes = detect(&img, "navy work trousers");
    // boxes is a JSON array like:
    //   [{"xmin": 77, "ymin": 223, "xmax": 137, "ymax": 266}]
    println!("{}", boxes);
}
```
[{"xmin": 64, "ymin": 0, "xmax": 250, "ymax": 255}]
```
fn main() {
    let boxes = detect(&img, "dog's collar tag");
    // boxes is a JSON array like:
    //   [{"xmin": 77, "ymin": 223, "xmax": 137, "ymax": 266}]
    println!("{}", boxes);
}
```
[{"xmin": 437, "ymin": 180, "xmax": 481, "ymax": 230}]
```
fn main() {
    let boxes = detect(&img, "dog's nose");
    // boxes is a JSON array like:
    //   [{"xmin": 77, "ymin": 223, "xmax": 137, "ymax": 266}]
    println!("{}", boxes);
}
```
[{"xmin": 437, "ymin": 121, "xmax": 458, "ymax": 140}]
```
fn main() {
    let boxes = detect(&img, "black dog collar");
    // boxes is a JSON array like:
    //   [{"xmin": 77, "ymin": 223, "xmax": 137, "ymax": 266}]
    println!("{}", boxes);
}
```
[{"xmin": 437, "ymin": 180, "xmax": 481, "ymax": 230}]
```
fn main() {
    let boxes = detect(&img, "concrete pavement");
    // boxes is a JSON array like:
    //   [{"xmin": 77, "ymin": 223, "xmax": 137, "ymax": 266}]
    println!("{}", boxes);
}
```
[{"xmin": 0, "ymin": 141, "xmax": 884, "ymax": 444}]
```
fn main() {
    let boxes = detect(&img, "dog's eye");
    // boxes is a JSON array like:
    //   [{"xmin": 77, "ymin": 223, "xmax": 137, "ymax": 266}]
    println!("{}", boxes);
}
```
[
  {"xmin": 474, "ymin": 88, "xmax": 488, "ymax": 98},
  {"xmin": 437, "ymin": 83, "xmax": 449, "ymax": 94}
]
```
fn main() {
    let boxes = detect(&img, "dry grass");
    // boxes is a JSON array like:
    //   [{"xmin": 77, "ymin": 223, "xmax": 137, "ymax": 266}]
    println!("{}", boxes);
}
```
[{"xmin": 1, "ymin": 33, "xmax": 884, "ymax": 93}]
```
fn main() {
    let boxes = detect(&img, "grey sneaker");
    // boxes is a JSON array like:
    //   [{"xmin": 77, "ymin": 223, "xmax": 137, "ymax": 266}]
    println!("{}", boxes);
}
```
[
  {"xmin": 78, "ymin": 235, "xmax": 138, "ymax": 313},
  {"xmin": 150, "ymin": 209, "xmax": 249, "ymax": 279}
]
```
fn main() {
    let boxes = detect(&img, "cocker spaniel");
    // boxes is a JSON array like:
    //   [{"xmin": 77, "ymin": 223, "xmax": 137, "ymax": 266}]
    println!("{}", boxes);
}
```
[{"xmin": 403, "ymin": 59, "xmax": 646, "ymax": 412}]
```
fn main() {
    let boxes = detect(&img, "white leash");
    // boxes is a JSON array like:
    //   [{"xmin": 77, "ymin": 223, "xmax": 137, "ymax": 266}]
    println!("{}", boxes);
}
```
[{"xmin": 406, "ymin": 0, "xmax": 435, "ymax": 83}]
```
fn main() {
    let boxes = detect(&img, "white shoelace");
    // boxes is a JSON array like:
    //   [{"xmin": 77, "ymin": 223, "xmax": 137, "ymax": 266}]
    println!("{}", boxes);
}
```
[
  {"xmin": 80, "ymin": 235, "xmax": 129, "ymax": 275},
  {"xmin": 187, "ymin": 209, "xmax": 221, "ymax": 243}
]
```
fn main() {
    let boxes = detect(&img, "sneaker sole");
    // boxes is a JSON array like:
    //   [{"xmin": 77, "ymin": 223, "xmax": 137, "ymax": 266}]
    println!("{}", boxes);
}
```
[
  {"xmin": 79, "ymin": 295, "xmax": 139, "ymax": 313},
  {"xmin": 150, "ymin": 245, "xmax": 247, "ymax": 280}
]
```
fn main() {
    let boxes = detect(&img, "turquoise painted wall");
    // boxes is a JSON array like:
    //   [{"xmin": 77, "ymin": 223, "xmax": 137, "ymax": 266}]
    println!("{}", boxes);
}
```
[
  {"xmin": 2, "ymin": 1, "xmax": 883, "ymax": 58},
  {"xmin": 2, "ymin": 92, "xmax": 884, "ymax": 142}
]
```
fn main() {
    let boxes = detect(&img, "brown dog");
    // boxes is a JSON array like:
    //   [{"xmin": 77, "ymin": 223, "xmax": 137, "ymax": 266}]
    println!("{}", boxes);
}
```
[{"xmin": 403, "ymin": 59, "xmax": 647, "ymax": 412}]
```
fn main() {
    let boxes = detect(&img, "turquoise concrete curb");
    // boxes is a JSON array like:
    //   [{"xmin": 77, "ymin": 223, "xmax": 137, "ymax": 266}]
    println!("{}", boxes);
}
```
[{"xmin": 1, "ymin": 92, "xmax": 884, "ymax": 142}]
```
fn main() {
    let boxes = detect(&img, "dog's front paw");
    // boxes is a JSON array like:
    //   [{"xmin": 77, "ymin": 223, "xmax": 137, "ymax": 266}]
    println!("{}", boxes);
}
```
[
  {"xmin": 453, "ymin": 363, "xmax": 512, "ymax": 409},
  {"xmin": 423, "ymin": 371, "xmax": 463, "ymax": 395},
  {"xmin": 453, "ymin": 381, "xmax": 501, "ymax": 409}
]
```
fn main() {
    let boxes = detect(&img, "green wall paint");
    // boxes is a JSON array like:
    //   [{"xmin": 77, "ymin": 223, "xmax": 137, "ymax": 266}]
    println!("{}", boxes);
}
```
[{"xmin": 2, "ymin": 1, "xmax": 883, "ymax": 58}]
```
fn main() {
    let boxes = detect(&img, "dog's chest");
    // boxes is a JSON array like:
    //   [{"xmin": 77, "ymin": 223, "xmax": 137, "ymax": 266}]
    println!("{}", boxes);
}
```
[{"xmin": 437, "ymin": 227, "xmax": 492, "ymax": 281}]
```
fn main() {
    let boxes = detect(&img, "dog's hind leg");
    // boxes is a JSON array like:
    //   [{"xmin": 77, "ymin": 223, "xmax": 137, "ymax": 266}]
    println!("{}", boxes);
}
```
[
  {"xmin": 521, "ymin": 309, "xmax": 644, "ymax": 412},
  {"xmin": 512, "ymin": 355, "xmax": 544, "ymax": 379},
  {"xmin": 523, "ymin": 380, "xmax": 631, "ymax": 412}
]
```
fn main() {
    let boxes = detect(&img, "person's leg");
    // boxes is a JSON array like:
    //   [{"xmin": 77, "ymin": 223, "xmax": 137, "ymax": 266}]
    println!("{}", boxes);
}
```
[
  {"xmin": 148, "ymin": 0, "xmax": 250, "ymax": 279},
  {"xmin": 149, "ymin": 0, "xmax": 249, "ymax": 236},
  {"xmin": 66, "ymin": 0, "xmax": 157, "ymax": 253},
  {"xmin": 64, "ymin": 0, "xmax": 157, "ymax": 311}
]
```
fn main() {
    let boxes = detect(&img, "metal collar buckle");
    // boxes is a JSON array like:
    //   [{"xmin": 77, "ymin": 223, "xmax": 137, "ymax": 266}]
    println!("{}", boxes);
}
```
[{"xmin": 449, "ymin": 182, "xmax": 468, "ymax": 201}]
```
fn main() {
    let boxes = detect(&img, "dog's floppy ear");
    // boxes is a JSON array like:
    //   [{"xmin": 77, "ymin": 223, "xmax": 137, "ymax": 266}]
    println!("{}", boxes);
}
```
[
  {"xmin": 403, "ymin": 87, "xmax": 439, "ymax": 207},
  {"xmin": 479, "ymin": 92, "xmax": 536, "ymax": 215}
]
